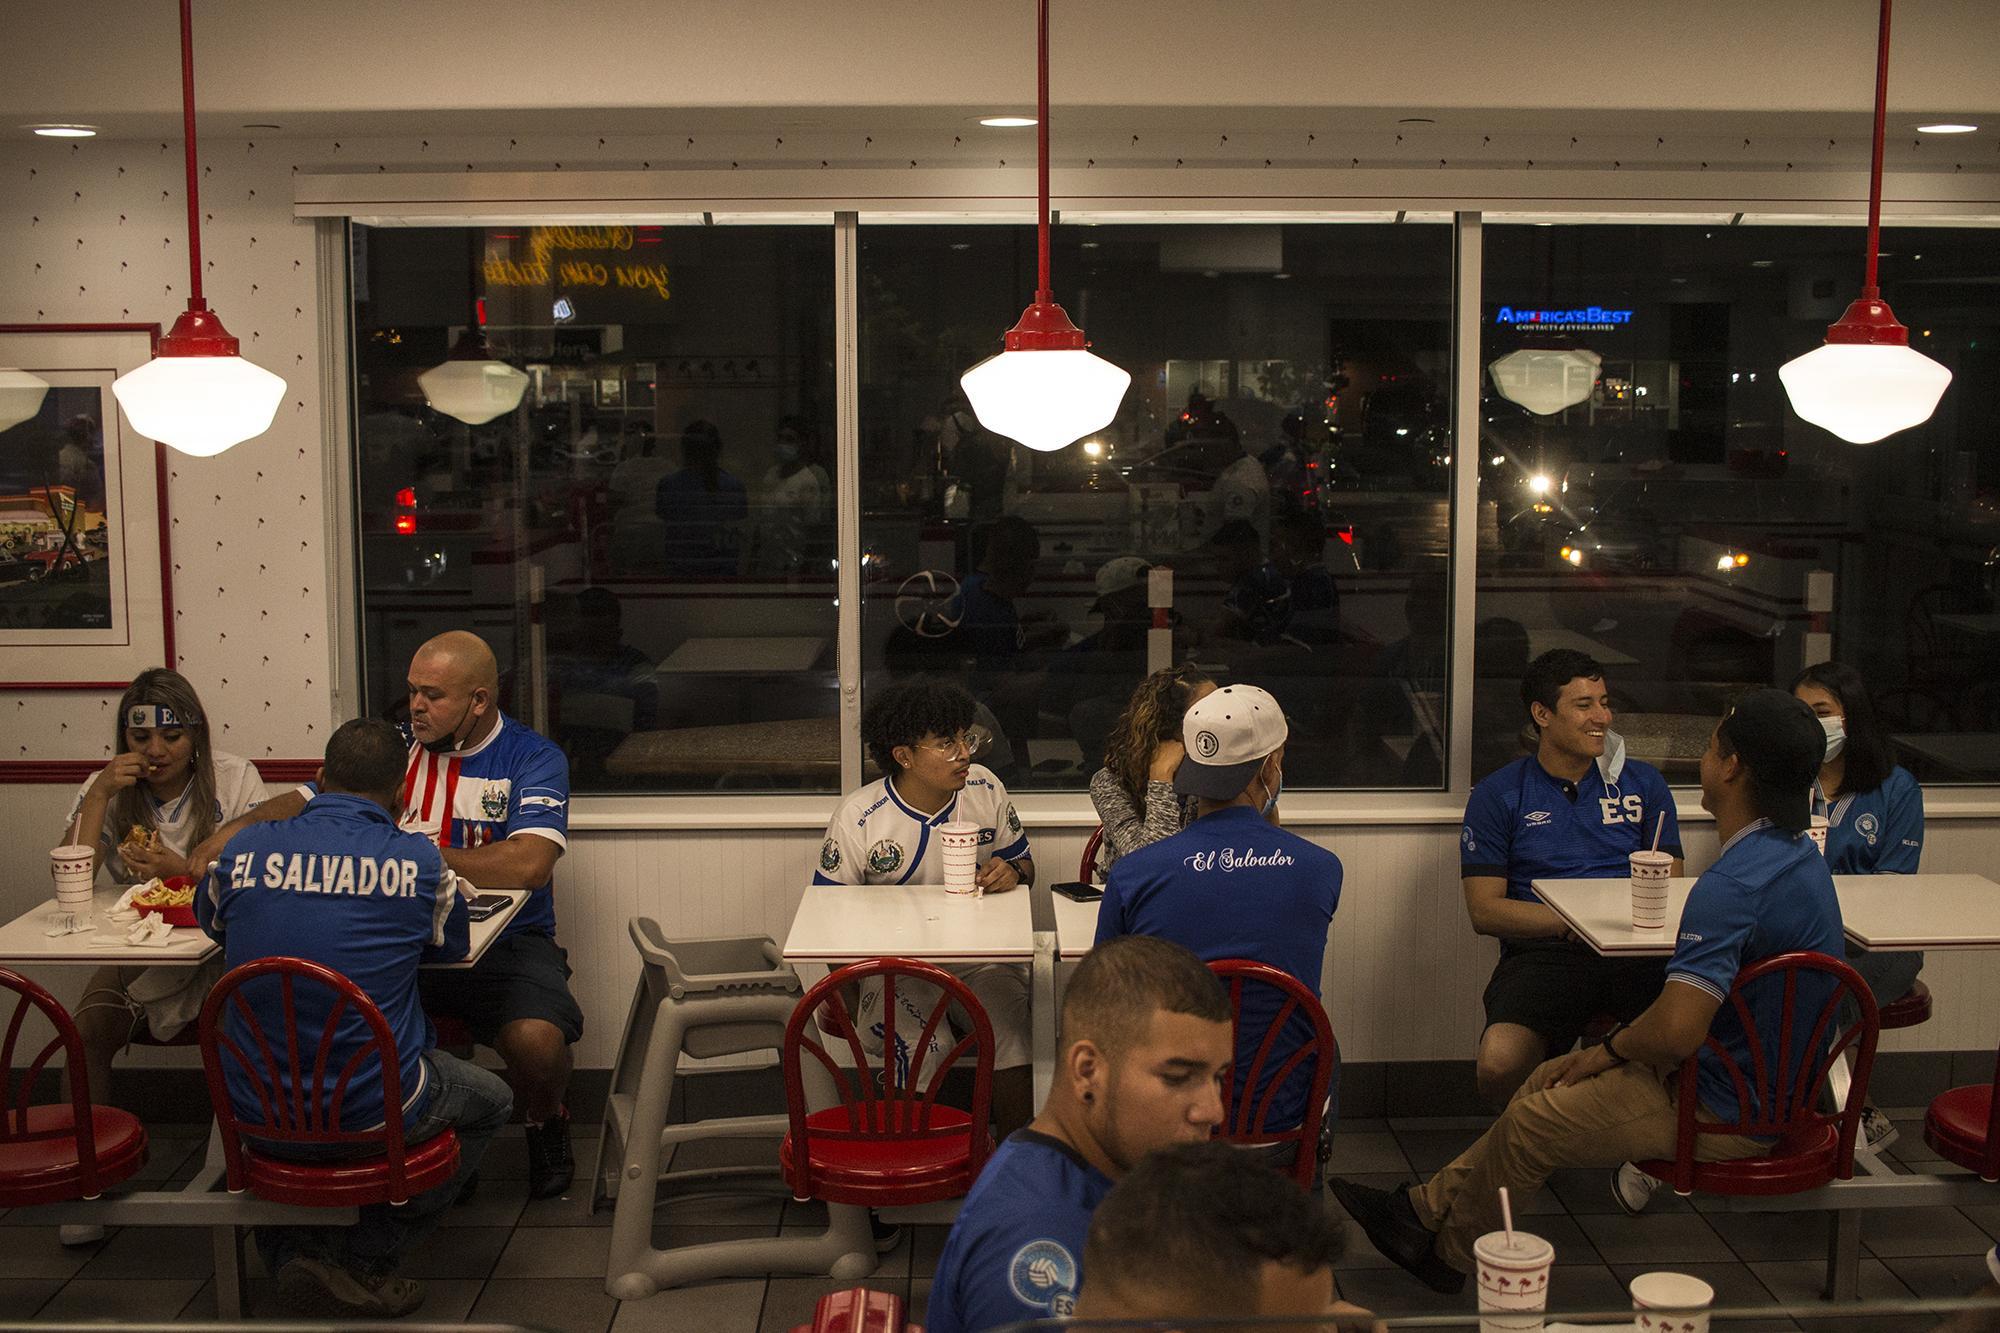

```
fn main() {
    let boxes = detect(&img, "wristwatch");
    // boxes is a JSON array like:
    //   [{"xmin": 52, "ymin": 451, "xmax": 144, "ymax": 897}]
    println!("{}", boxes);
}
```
[{"xmin": 1007, "ymin": 857, "xmax": 1034, "ymax": 886}]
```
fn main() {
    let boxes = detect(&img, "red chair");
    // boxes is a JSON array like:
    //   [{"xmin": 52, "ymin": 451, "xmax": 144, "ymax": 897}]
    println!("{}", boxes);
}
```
[
  {"xmin": 198, "ymin": 957, "xmax": 459, "ymax": 1206},
  {"xmin": 1879, "ymin": 980, "xmax": 1933, "ymax": 1030},
  {"xmin": 779, "ymin": 957, "xmax": 994, "ymax": 1207},
  {"xmin": 788, "ymin": 1286, "xmax": 920, "ymax": 1333},
  {"xmin": 1208, "ymin": 959, "xmax": 1337, "ymax": 1188},
  {"xmin": 0, "ymin": 968, "xmax": 147, "ymax": 1205},
  {"xmin": 1079, "ymin": 825, "xmax": 1105, "ymax": 884},
  {"xmin": 1634, "ymin": 951, "xmax": 1879, "ymax": 1197},
  {"xmin": 1923, "ymin": 1042, "xmax": 1998, "ymax": 1182}
]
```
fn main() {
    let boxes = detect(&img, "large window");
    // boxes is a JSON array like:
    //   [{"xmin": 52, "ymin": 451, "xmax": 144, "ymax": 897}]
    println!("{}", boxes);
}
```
[
  {"xmin": 856, "ymin": 223, "xmax": 1455, "ymax": 790},
  {"xmin": 1473, "ymin": 223, "xmax": 2000, "ymax": 784},
  {"xmin": 351, "ymin": 224, "xmax": 837, "ymax": 791}
]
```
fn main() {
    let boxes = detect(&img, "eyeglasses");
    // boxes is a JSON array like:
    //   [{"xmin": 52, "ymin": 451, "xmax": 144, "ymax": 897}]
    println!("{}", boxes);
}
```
[{"xmin": 915, "ymin": 725, "xmax": 993, "ymax": 760}]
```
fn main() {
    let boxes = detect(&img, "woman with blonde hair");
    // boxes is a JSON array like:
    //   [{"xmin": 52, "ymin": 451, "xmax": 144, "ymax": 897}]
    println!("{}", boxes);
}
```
[
  {"xmin": 58, "ymin": 669, "xmax": 266, "ymax": 1243},
  {"xmin": 1086, "ymin": 666, "xmax": 1216, "ymax": 879}
]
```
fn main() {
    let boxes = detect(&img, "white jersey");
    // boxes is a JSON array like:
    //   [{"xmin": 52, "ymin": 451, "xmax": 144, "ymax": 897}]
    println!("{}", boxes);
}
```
[
  {"xmin": 67, "ymin": 749, "xmax": 269, "ymax": 883},
  {"xmin": 815, "ymin": 764, "xmax": 1031, "ymax": 885}
]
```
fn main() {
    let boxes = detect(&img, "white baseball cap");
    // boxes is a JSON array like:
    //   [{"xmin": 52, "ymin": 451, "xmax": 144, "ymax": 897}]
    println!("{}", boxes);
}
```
[
  {"xmin": 1176, "ymin": 684, "xmax": 1288, "ymax": 800},
  {"xmin": 1094, "ymin": 555, "xmax": 1151, "ymax": 601}
]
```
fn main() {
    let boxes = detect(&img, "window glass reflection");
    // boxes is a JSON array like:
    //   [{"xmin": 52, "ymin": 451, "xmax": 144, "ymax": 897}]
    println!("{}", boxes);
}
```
[
  {"xmin": 858, "ymin": 223, "xmax": 1456, "ymax": 791},
  {"xmin": 351, "ymin": 224, "xmax": 838, "ymax": 792},
  {"xmin": 1475, "ymin": 223, "xmax": 1999, "ymax": 784}
]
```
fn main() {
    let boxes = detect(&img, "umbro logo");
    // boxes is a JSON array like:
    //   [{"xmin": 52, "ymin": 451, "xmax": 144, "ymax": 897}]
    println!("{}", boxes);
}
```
[{"xmin": 1523, "ymin": 810, "xmax": 1553, "ymax": 827}]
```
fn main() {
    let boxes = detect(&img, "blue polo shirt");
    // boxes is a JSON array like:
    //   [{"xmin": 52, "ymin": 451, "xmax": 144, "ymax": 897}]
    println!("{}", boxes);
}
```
[
  {"xmin": 1665, "ymin": 820, "xmax": 1845, "ymax": 1122},
  {"xmin": 1821, "ymin": 767, "xmax": 1923, "ymax": 874},
  {"xmin": 927, "ymin": 1130, "xmax": 1113, "ymax": 1333},
  {"xmin": 1462, "ymin": 752, "xmax": 1681, "ymax": 927},
  {"xmin": 1095, "ymin": 805, "xmax": 1341, "ymax": 1130}
]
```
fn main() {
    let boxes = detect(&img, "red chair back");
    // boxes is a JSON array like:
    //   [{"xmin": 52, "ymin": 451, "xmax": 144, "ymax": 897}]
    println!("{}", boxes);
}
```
[
  {"xmin": 1079, "ymin": 825, "xmax": 1105, "ymax": 884},
  {"xmin": 1208, "ymin": 959, "xmax": 1337, "ymax": 1188},
  {"xmin": 1660, "ymin": 950, "xmax": 1878, "ymax": 1195},
  {"xmin": 781, "ymin": 957, "xmax": 994, "ymax": 1201},
  {"xmin": 0, "ymin": 968, "xmax": 117, "ymax": 1197},
  {"xmin": 198, "ymin": 956, "xmax": 425, "ymax": 1200}
]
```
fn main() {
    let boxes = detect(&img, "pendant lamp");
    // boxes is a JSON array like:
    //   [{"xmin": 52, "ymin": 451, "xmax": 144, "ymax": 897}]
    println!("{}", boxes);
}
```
[
  {"xmin": 1489, "ymin": 348, "xmax": 1602, "ymax": 416},
  {"xmin": 1777, "ymin": 0, "xmax": 1950, "ymax": 444},
  {"xmin": 419, "ymin": 329, "xmax": 530, "ymax": 427},
  {"xmin": 959, "ymin": 0, "xmax": 1130, "ymax": 453},
  {"xmin": 110, "ymin": 0, "xmax": 285, "ymax": 457},
  {"xmin": 0, "ymin": 369, "xmax": 52, "ymax": 432}
]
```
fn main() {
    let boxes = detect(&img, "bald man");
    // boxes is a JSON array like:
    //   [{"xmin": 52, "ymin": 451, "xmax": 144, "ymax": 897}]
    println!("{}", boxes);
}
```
[{"xmin": 196, "ymin": 632, "xmax": 584, "ymax": 1199}]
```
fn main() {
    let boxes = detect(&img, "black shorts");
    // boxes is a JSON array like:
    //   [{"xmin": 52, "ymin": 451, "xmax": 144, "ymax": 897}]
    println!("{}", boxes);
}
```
[
  {"xmin": 419, "ymin": 931, "xmax": 585, "ymax": 1047},
  {"xmin": 1482, "ymin": 939, "xmax": 1666, "ymax": 1054}
]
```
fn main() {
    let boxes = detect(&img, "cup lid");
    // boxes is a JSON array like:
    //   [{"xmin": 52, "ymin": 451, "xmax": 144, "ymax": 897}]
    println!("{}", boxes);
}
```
[{"xmin": 1473, "ymin": 1230, "xmax": 1553, "ymax": 1264}]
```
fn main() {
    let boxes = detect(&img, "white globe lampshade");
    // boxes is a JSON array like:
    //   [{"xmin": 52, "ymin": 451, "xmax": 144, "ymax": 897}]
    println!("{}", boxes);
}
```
[
  {"xmin": 959, "ymin": 347, "xmax": 1132, "ymax": 453},
  {"xmin": 419, "ymin": 357, "xmax": 530, "ymax": 427},
  {"xmin": 1778, "ymin": 342, "xmax": 1952, "ymax": 444},
  {"xmin": 0, "ymin": 368, "xmax": 52, "ymax": 432},
  {"xmin": 111, "ymin": 353, "xmax": 286, "ymax": 457},
  {"xmin": 1488, "ymin": 348, "xmax": 1602, "ymax": 416}
]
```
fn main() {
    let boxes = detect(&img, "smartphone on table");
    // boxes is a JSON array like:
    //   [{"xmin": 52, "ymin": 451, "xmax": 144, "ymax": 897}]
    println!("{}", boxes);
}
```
[{"xmin": 465, "ymin": 893, "xmax": 514, "ymax": 923}]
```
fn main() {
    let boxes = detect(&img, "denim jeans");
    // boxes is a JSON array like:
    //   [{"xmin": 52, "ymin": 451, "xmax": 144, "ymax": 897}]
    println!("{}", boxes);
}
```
[{"xmin": 256, "ymin": 1049, "xmax": 513, "ymax": 1278}]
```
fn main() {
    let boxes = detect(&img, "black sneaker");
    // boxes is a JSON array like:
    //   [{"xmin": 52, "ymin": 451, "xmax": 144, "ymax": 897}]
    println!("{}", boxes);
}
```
[
  {"xmin": 525, "ymin": 1111, "xmax": 574, "ymax": 1200},
  {"xmin": 1327, "ymin": 1177, "xmax": 1465, "ymax": 1295}
]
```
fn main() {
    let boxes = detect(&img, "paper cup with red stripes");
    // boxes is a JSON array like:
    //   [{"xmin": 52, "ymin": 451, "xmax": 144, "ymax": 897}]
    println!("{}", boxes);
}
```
[
  {"xmin": 1806, "ymin": 815, "xmax": 1829, "ymax": 856},
  {"xmin": 1631, "ymin": 1270, "xmax": 1714, "ymax": 1333},
  {"xmin": 939, "ymin": 821, "xmax": 981, "ymax": 895},
  {"xmin": 50, "ymin": 844, "xmax": 96, "ymax": 914},
  {"xmin": 1474, "ymin": 1229, "xmax": 1553, "ymax": 1333}
]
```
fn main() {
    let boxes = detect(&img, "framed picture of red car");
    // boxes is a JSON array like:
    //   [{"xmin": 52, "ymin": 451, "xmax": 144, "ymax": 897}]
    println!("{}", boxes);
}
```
[{"xmin": 0, "ymin": 324, "xmax": 172, "ymax": 689}]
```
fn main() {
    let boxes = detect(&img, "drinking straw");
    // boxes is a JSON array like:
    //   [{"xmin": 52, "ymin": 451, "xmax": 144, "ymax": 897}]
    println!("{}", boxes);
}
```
[
  {"xmin": 1651, "ymin": 811, "xmax": 1666, "ymax": 854},
  {"xmin": 1499, "ymin": 1185, "xmax": 1514, "ymax": 1247}
]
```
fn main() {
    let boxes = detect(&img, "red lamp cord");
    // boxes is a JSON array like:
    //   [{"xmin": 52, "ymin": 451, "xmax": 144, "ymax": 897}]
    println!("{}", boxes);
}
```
[
  {"xmin": 179, "ymin": 0, "xmax": 205, "ymax": 310},
  {"xmin": 1035, "ymin": 0, "xmax": 1052, "ymax": 305},
  {"xmin": 1862, "ymin": 0, "xmax": 1891, "ymax": 299}
]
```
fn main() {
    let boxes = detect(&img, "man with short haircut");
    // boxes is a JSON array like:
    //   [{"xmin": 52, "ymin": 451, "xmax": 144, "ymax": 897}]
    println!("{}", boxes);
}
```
[
  {"xmin": 202, "ymin": 719, "xmax": 513, "ymax": 1317},
  {"xmin": 1075, "ymin": 1141, "xmax": 1358, "ymax": 1326},
  {"xmin": 1461, "ymin": 649, "xmax": 1681, "ymax": 1107},
  {"xmin": 196, "ymin": 631, "xmax": 582, "ymax": 1197},
  {"xmin": 1336, "ymin": 690, "xmax": 1843, "ymax": 1294},
  {"xmin": 816, "ymin": 679, "xmax": 1036, "ymax": 1132},
  {"xmin": 925, "ymin": 937, "xmax": 1233, "ymax": 1333},
  {"xmin": 1096, "ymin": 685, "xmax": 1341, "ymax": 1140}
]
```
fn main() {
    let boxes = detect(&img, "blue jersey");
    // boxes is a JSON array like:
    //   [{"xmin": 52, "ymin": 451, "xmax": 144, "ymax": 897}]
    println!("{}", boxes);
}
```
[
  {"xmin": 1461, "ymin": 752, "xmax": 1681, "ymax": 920},
  {"xmin": 1096, "ymin": 805, "xmax": 1341, "ymax": 1130},
  {"xmin": 927, "ymin": 1130, "xmax": 1112, "ymax": 1333},
  {"xmin": 202, "ymin": 793, "xmax": 470, "ymax": 1132},
  {"xmin": 320, "ymin": 715, "xmax": 568, "ymax": 941},
  {"xmin": 1821, "ymin": 767, "xmax": 1923, "ymax": 874},
  {"xmin": 1665, "ymin": 820, "xmax": 1845, "ymax": 1123}
]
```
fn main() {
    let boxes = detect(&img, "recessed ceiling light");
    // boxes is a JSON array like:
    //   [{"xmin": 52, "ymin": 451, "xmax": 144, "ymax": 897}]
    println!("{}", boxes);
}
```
[
  {"xmin": 1751, "ymin": 259, "xmax": 1776, "ymax": 267},
  {"xmin": 1273, "ymin": 272, "xmax": 1292, "ymax": 279},
  {"xmin": 1916, "ymin": 123, "xmax": 1977, "ymax": 134},
  {"xmin": 978, "ymin": 116, "xmax": 1037, "ymax": 128},
  {"xmin": 29, "ymin": 124, "xmax": 98, "ymax": 138}
]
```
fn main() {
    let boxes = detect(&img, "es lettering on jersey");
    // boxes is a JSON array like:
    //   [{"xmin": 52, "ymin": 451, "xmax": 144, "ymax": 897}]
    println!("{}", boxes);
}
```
[
  {"xmin": 1461, "ymin": 754, "xmax": 1681, "ymax": 909},
  {"xmin": 814, "ymin": 765, "xmax": 1030, "ymax": 886}
]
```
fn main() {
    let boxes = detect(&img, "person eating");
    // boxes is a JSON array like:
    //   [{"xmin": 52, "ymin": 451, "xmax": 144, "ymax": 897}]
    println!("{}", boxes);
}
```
[{"xmin": 59, "ymin": 668, "xmax": 268, "ymax": 1246}]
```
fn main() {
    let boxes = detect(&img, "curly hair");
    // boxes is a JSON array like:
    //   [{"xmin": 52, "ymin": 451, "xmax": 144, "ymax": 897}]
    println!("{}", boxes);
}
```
[
  {"xmin": 862, "ymin": 678, "xmax": 978, "ymax": 776},
  {"xmin": 1102, "ymin": 665, "xmax": 1215, "ymax": 802}
]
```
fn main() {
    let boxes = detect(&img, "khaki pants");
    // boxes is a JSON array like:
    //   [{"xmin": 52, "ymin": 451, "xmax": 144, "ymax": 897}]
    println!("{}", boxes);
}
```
[{"xmin": 1413, "ymin": 1056, "xmax": 1767, "ymax": 1271}]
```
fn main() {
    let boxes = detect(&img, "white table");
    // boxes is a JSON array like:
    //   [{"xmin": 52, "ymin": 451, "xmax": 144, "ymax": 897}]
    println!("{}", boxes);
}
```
[
  {"xmin": 1525, "ymin": 626, "xmax": 1639, "ymax": 668},
  {"xmin": 656, "ymin": 635, "xmax": 827, "ymax": 674},
  {"xmin": 784, "ymin": 881, "xmax": 1058, "ymax": 1106},
  {"xmin": 0, "ymin": 885, "xmax": 527, "ymax": 968},
  {"xmin": 1531, "ymin": 873, "xmax": 2000, "ymax": 957}
]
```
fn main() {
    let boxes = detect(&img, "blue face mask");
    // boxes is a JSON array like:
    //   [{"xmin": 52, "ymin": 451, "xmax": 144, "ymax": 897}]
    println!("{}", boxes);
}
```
[
  {"xmin": 1261, "ymin": 768, "xmax": 1282, "ymax": 816},
  {"xmin": 775, "ymin": 440, "xmax": 801, "ymax": 464}
]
